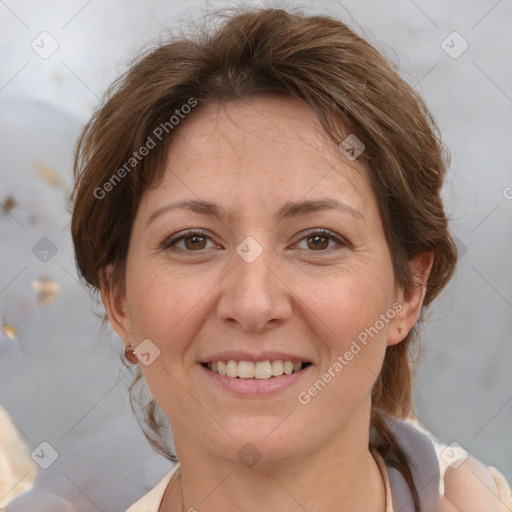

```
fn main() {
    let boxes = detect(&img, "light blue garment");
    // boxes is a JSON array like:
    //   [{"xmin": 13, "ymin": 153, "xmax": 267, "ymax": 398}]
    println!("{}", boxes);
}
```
[{"xmin": 380, "ymin": 414, "xmax": 441, "ymax": 511}]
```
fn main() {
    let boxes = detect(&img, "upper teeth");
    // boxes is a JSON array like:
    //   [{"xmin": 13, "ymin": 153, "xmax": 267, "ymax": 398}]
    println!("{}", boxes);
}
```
[{"xmin": 207, "ymin": 360, "xmax": 304, "ymax": 379}]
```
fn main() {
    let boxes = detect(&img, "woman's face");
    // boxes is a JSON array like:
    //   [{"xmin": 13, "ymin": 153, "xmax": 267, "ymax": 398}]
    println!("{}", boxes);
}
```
[{"xmin": 105, "ymin": 96, "xmax": 428, "ymax": 467}]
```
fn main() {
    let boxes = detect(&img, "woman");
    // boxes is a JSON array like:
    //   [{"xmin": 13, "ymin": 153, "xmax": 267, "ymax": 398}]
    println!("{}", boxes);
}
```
[{"xmin": 70, "ymin": 6, "xmax": 511, "ymax": 511}]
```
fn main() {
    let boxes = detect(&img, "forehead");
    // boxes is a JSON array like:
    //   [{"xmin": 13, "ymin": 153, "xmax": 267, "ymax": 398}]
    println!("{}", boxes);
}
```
[{"xmin": 144, "ymin": 96, "xmax": 373, "ymax": 214}]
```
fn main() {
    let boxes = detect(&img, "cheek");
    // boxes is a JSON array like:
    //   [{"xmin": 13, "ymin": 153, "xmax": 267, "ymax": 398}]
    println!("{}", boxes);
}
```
[
  {"xmin": 297, "ymin": 264, "xmax": 394, "ymax": 395},
  {"xmin": 302, "ymin": 263, "xmax": 394, "ymax": 340},
  {"xmin": 125, "ymin": 261, "xmax": 224, "ymax": 390},
  {"xmin": 125, "ymin": 260, "xmax": 202, "ymax": 337}
]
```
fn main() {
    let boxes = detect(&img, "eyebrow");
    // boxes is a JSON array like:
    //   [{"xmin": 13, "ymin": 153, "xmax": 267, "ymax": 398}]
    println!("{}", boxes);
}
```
[{"xmin": 146, "ymin": 198, "xmax": 365, "ymax": 226}]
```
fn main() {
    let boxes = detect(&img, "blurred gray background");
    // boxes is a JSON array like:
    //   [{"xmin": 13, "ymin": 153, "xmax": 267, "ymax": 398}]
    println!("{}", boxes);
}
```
[{"xmin": 0, "ymin": 0, "xmax": 511, "ymax": 510}]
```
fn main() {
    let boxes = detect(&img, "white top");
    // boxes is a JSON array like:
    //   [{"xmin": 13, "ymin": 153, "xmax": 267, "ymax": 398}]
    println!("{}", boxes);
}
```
[{"xmin": 126, "ymin": 463, "xmax": 180, "ymax": 512}]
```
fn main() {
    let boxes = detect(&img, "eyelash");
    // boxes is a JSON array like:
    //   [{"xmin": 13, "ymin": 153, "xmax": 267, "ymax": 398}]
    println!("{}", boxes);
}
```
[{"xmin": 160, "ymin": 228, "xmax": 347, "ymax": 254}]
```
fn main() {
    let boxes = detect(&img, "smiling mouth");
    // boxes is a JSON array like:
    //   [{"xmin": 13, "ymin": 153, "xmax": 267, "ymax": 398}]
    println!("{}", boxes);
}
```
[{"xmin": 201, "ymin": 360, "xmax": 312, "ymax": 379}]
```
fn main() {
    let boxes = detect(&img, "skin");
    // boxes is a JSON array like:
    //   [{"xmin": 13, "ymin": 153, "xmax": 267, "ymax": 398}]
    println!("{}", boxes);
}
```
[{"xmin": 102, "ymin": 95, "xmax": 438, "ymax": 511}]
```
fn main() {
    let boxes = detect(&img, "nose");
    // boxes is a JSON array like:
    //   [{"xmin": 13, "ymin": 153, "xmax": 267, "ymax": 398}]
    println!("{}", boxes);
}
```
[{"xmin": 216, "ymin": 238, "xmax": 293, "ymax": 332}]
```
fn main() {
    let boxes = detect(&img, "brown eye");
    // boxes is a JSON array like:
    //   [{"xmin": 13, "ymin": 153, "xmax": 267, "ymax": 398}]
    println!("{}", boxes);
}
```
[
  {"xmin": 161, "ymin": 228, "xmax": 346, "ymax": 254},
  {"xmin": 183, "ymin": 234, "xmax": 207, "ymax": 250},
  {"xmin": 161, "ymin": 229, "xmax": 217, "ymax": 252},
  {"xmin": 306, "ymin": 234, "xmax": 329, "ymax": 250},
  {"xmin": 296, "ymin": 229, "xmax": 347, "ymax": 252}
]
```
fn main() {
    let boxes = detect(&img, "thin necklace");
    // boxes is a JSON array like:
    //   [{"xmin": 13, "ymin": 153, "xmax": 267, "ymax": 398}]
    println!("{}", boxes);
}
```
[
  {"xmin": 159, "ymin": 465, "xmax": 184, "ymax": 512},
  {"xmin": 179, "ymin": 467, "xmax": 184, "ymax": 512}
]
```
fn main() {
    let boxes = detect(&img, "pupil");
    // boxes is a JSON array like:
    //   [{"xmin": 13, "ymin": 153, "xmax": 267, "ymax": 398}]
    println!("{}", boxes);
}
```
[
  {"xmin": 186, "ymin": 236, "xmax": 205, "ymax": 250},
  {"xmin": 308, "ymin": 235, "xmax": 328, "ymax": 250}
]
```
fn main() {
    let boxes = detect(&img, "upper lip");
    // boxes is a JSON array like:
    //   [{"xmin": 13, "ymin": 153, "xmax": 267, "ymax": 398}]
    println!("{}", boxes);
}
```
[{"xmin": 200, "ymin": 350, "xmax": 312, "ymax": 363}]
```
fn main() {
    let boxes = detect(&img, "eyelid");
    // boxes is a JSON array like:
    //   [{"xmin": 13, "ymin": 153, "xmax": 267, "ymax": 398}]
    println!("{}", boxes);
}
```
[
  {"xmin": 160, "ymin": 228, "xmax": 218, "ymax": 251},
  {"xmin": 292, "ymin": 228, "xmax": 347, "ymax": 247}
]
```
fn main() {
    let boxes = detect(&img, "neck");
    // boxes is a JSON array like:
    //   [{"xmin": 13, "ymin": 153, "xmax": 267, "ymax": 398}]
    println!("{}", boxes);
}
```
[{"xmin": 161, "ymin": 404, "xmax": 385, "ymax": 512}]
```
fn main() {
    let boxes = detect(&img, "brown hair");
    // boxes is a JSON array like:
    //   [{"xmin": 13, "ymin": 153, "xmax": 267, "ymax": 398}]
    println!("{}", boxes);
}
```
[{"xmin": 69, "ymin": 6, "xmax": 458, "ymax": 509}]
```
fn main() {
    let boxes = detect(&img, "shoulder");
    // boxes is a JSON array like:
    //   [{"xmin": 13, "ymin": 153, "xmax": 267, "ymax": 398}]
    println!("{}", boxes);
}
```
[
  {"xmin": 441, "ymin": 456, "xmax": 512, "ymax": 512},
  {"xmin": 125, "ymin": 464, "xmax": 180, "ymax": 512},
  {"xmin": 384, "ymin": 415, "xmax": 512, "ymax": 512},
  {"xmin": 488, "ymin": 465, "xmax": 512, "ymax": 512}
]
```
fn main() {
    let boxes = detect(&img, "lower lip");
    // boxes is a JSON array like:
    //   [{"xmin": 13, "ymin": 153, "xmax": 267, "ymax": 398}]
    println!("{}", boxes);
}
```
[{"xmin": 199, "ymin": 364, "xmax": 312, "ymax": 397}]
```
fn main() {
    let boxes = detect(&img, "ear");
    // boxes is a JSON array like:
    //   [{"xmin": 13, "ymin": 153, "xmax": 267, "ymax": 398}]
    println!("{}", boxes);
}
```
[
  {"xmin": 99, "ymin": 264, "xmax": 134, "ymax": 342},
  {"xmin": 387, "ymin": 251, "xmax": 434, "ymax": 347}
]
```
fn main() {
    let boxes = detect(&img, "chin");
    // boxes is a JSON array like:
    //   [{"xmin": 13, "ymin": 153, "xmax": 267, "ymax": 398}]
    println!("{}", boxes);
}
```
[{"xmin": 210, "ymin": 418, "xmax": 310, "ymax": 469}]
